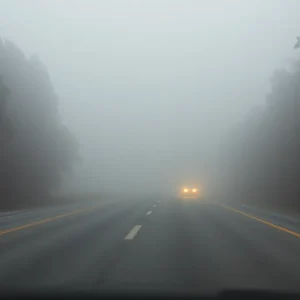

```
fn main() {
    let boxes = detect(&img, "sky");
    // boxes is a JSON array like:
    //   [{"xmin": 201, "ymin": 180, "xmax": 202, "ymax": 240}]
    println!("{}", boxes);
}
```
[{"xmin": 1, "ymin": 0, "xmax": 299, "ymax": 195}]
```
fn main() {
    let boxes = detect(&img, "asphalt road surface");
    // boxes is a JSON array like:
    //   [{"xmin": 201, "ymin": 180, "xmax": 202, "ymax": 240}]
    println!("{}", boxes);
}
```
[{"xmin": 0, "ymin": 197, "xmax": 299, "ymax": 295}]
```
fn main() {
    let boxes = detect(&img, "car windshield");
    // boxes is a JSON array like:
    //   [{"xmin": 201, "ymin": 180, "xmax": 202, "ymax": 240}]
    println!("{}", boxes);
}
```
[{"xmin": 0, "ymin": 0, "xmax": 299, "ymax": 296}]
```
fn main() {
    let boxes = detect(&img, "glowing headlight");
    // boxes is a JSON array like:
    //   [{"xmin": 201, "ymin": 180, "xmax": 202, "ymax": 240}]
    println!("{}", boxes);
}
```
[
  {"xmin": 192, "ymin": 188, "xmax": 197, "ymax": 192},
  {"xmin": 183, "ymin": 189, "xmax": 189, "ymax": 193}
]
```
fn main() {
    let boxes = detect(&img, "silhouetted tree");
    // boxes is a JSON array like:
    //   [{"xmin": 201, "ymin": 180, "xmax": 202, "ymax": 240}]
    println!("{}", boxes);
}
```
[
  {"xmin": 0, "ymin": 38, "xmax": 79, "ymax": 209},
  {"xmin": 217, "ymin": 37, "xmax": 300, "ymax": 212}
]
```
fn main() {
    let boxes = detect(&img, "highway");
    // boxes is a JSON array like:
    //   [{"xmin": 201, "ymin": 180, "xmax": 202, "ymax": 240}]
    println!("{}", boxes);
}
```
[{"xmin": 0, "ymin": 197, "xmax": 299, "ymax": 295}]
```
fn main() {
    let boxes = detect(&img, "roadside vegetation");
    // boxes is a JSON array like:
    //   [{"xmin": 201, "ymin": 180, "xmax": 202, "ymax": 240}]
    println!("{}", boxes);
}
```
[
  {"xmin": 0, "ymin": 38, "xmax": 79, "ymax": 210},
  {"xmin": 217, "ymin": 38, "xmax": 300, "ymax": 213}
]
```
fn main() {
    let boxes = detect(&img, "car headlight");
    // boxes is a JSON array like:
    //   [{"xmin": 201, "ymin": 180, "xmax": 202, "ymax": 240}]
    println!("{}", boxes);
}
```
[
  {"xmin": 192, "ymin": 188, "xmax": 197, "ymax": 192},
  {"xmin": 183, "ymin": 189, "xmax": 189, "ymax": 193}
]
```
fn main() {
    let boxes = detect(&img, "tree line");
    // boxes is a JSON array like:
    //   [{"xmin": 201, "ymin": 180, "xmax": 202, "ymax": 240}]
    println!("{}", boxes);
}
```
[
  {"xmin": 217, "ymin": 38, "xmax": 300, "ymax": 213},
  {"xmin": 0, "ymin": 38, "xmax": 79, "ymax": 210}
]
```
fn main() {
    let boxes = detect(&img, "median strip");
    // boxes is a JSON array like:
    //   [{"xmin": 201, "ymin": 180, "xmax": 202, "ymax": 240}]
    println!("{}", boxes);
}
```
[
  {"xmin": 220, "ymin": 204, "xmax": 300, "ymax": 238},
  {"xmin": 0, "ymin": 207, "xmax": 94, "ymax": 237}
]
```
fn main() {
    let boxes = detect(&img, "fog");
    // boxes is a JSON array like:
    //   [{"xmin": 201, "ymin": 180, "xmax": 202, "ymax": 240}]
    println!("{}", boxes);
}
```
[{"xmin": 1, "ymin": 0, "xmax": 300, "ymax": 200}]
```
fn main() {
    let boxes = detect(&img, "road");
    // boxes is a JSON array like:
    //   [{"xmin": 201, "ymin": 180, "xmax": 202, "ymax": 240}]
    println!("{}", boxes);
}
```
[{"xmin": 0, "ymin": 197, "xmax": 299, "ymax": 295}]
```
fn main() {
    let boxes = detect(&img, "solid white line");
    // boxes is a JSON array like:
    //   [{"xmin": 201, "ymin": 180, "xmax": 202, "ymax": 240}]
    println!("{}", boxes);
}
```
[
  {"xmin": 0, "ymin": 211, "xmax": 33, "ymax": 220},
  {"xmin": 124, "ymin": 225, "xmax": 142, "ymax": 240},
  {"xmin": 0, "ymin": 210, "xmax": 25, "ymax": 217},
  {"xmin": 146, "ymin": 211, "xmax": 152, "ymax": 215}
]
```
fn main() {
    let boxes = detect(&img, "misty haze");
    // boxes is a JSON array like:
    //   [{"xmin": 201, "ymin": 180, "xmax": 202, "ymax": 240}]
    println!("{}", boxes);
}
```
[{"xmin": 0, "ymin": 0, "xmax": 299, "ymax": 296}]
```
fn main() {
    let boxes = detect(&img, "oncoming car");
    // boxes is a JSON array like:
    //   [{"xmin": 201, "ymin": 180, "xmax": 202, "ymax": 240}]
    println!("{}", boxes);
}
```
[{"xmin": 179, "ymin": 186, "xmax": 203, "ymax": 199}]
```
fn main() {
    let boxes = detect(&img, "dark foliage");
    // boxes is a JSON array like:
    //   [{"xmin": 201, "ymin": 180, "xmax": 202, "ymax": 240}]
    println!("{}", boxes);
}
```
[{"xmin": 0, "ymin": 38, "xmax": 79, "ymax": 209}]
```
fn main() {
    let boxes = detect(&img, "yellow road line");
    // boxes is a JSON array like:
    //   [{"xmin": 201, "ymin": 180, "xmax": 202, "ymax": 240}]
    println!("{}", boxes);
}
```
[
  {"xmin": 220, "ymin": 204, "xmax": 300, "ymax": 238},
  {"xmin": 0, "ymin": 207, "xmax": 94, "ymax": 236}
]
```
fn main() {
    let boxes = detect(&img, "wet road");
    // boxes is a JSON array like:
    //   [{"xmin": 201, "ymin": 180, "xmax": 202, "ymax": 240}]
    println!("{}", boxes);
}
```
[{"xmin": 0, "ymin": 197, "xmax": 299, "ymax": 295}]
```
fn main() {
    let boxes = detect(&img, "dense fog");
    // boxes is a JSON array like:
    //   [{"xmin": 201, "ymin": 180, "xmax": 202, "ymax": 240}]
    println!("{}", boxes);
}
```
[{"xmin": 0, "ymin": 0, "xmax": 300, "ymax": 209}]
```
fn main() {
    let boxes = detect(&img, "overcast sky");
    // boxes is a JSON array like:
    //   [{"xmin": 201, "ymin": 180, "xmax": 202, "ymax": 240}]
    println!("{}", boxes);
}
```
[{"xmin": 1, "ymin": 0, "xmax": 299, "ymax": 194}]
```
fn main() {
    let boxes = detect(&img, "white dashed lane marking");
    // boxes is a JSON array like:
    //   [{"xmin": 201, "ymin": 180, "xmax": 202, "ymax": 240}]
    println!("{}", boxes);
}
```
[
  {"xmin": 146, "ymin": 211, "xmax": 152, "ymax": 215},
  {"xmin": 124, "ymin": 225, "xmax": 142, "ymax": 240}
]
